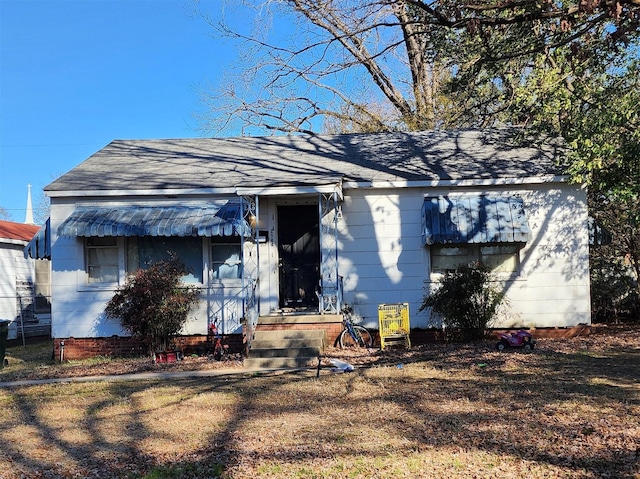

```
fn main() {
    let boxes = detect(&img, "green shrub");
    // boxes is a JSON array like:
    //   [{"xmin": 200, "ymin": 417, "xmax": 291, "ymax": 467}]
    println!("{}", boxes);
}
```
[
  {"xmin": 104, "ymin": 257, "xmax": 201, "ymax": 355},
  {"xmin": 419, "ymin": 264, "xmax": 505, "ymax": 341}
]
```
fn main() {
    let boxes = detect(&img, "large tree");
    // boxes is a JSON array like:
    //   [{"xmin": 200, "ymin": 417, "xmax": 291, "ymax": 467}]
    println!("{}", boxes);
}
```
[
  {"xmin": 199, "ymin": 0, "xmax": 640, "ymax": 317},
  {"xmin": 198, "ymin": 1, "xmax": 459, "ymax": 134},
  {"xmin": 199, "ymin": 0, "xmax": 639, "ymax": 134}
]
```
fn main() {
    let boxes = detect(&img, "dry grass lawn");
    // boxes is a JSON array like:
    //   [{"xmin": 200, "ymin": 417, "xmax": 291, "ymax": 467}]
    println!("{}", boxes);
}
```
[{"xmin": 0, "ymin": 324, "xmax": 639, "ymax": 478}]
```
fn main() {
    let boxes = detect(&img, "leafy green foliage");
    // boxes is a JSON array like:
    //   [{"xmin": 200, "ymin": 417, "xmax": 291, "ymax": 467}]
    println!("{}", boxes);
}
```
[
  {"xmin": 419, "ymin": 264, "xmax": 505, "ymax": 341},
  {"xmin": 591, "ymin": 242, "xmax": 640, "ymax": 322},
  {"xmin": 104, "ymin": 258, "xmax": 201, "ymax": 355},
  {"xmin": 502, "ymin": 38, "xmax": 640, "ymax": 313}
]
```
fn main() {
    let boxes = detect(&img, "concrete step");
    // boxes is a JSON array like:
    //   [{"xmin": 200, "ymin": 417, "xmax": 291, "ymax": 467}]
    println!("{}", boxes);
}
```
[
  {"xmin": 248, "ymin": 346, "xmax": 322, "ymax": 359},
  {"xmin": 248, "ymin": 326, "xmax": 327, "ymax": 370},
  {"xmin": 244, "ymin": 356, "xmax": 320, "ymax": 369},
  {"xmin": 258, "ymin": 314, "xmax": 342, "ymax": 325},
  {"xmin": 251, "ymin": 337, "xmax": 325, "ymax": 350},
  {"xmin": 253, "ymin": 329, "xmax": 326, "ymax": 344}
]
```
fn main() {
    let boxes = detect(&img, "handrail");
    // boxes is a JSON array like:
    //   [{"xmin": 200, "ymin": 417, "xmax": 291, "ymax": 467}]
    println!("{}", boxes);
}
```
[{"xmin": 243, "ymin": 279, "xmax": 258, "ymax": 351}]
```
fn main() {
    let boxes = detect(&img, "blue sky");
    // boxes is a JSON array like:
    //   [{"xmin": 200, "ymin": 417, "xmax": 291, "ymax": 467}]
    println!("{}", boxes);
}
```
[{"xmin": 0, "ymin": 0, "xmax": 235, "ymax": 222}]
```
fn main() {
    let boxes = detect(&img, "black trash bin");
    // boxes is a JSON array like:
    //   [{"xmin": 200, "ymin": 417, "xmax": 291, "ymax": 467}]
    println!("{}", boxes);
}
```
[{"xmin": 0, "ymin": 319, "xmax": 10, "ymax": 369}]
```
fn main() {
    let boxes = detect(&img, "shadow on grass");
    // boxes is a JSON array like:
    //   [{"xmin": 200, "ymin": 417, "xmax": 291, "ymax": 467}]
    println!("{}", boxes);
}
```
[{"xmin": 1, "ymin": 340, "xmax": 638, "ymax": 478}]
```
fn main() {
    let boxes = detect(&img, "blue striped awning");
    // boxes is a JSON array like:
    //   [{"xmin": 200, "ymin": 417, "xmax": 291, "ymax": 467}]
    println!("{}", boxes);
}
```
[
  {"xmin": 422, "ymin": 196, "xmax": 531, "ymax": 245},
  {"xmin": 57, "ymin": 203, "xmax": 251, "ymax": 238},
  {"xmin": 24, "ymin": 218, "xmax": 51, "ymax": 260}
]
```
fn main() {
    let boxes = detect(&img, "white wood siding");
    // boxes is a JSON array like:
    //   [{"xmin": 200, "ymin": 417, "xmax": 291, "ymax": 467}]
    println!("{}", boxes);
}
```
[
  {"xmin": 50, "ymin": 180, "xmax": 590, "ymax": 339},
  {"xmin": 337, "ymin": 184, "xmax": 590, "ymax": 329},
  {"xmin": 0, "ymin": 242, "xmax": 35, "ymax": 339},
  {"xmin": 337, "ymin": 189, "xmax": 426, "ymax": 329}
]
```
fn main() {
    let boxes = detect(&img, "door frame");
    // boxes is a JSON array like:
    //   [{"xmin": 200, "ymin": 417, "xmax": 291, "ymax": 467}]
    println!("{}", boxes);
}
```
[{"xmin": 276, "ymin": 203, "xmax": 320, "ymax": 310}]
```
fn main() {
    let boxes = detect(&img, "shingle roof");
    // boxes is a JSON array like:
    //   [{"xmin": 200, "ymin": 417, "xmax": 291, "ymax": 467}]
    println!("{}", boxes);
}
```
[{"xmin": 45, "ymin": 129, "xmax": 565, "ymax": 193}]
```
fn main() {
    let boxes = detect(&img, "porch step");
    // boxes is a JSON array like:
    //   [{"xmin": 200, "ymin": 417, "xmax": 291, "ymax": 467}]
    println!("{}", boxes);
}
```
[
  {"xmin": 257, "ymin": 314, "xmax": 342, "ymax": 325},
  {"xmin": 251, "ymin": 329, "xmax": 327, "ymax": 349},
  {"xmin": 251, "ymin": 338, "xmax": 325, "ymax": 351},
  {"xmin": 244, "ymin": 356, "xmax": 320, "ymax": 369},
  {"xmin": 245, "ymin": 326, "xmax": 328, "ymax": 370},
  {"xmin": 248, "ymin": 346, "xmax": 322, "ymax": 358}
]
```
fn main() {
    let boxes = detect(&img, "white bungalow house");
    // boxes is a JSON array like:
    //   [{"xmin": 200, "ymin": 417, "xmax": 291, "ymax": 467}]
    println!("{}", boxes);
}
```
[{"xmin": 38, "ymin": 129, "xmax": 591, "ymax": 360}]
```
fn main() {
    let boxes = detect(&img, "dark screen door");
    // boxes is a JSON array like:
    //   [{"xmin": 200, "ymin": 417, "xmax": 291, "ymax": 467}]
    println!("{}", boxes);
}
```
[{"xmin": 278, "ymin": 205, "xmax": 320, "ymax": 308}]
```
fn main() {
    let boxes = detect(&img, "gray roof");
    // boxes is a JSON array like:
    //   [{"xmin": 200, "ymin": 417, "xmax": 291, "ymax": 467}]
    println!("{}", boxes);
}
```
[{"xmin": 46, "ymin": 129, "xmax": 565, "ymax": 193}]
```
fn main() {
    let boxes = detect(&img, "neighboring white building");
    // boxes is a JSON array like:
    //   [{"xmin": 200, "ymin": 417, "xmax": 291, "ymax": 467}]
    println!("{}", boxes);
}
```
[
  {"xmin": 41, "ymin": 130, "xmax": 591, "ymax": 354},
  {"xmin": 0, "ymin": 220, "xmax": 50, "ymax": 340}
]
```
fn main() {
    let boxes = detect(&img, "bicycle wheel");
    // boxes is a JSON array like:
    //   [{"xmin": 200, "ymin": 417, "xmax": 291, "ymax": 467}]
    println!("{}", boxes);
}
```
[{"xmin": 339, "ymin": 325, "xmax": 373, "ymax": 348}]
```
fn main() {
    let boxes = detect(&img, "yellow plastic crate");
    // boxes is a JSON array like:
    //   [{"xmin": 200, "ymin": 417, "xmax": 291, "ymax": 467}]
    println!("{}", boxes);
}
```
[{"xmin": 378, "ymin": 303, "xmax": 411, "ymax": 350}]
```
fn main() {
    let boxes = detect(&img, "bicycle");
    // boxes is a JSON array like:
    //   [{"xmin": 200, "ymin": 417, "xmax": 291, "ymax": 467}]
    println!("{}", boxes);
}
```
[{"xmin": 339, "ymin": 306, "xmax": 373, "ymax": 348}]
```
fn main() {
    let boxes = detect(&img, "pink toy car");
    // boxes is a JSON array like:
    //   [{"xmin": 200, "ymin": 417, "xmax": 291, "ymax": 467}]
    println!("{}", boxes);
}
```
[{"xmin": 496, "ymin": 330, "xmax": 536, "ymax": 351}]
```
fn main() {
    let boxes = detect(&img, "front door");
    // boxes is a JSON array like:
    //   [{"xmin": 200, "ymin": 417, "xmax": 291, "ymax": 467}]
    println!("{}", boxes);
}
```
[{"xmin": 278, "ymin": 204, "xmax": 320, "ymax": 309}]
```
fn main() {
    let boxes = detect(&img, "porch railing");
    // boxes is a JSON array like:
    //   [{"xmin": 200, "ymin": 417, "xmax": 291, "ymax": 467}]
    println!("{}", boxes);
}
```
[
  {"xmin": 319, "ymin": 275, "xmax": 343, "ymax": 314},
  {"xmin": 243, "ymin": 278, "xmax": 259, "ymax": 351}
]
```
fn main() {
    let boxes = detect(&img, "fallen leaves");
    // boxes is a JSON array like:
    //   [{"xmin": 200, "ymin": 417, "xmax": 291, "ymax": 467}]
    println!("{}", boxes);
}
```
[{"xmin": 0, "ymin": 324, "xmax": 639, "ymax": 478}]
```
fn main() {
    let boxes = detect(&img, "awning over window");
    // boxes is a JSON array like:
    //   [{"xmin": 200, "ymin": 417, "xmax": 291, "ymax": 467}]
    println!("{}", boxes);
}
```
[
  {"xmin": 24, "ymin": 218, "xmax": 51, "ymax": 260},
  {"xmin": 57, "ymin": 203, "xmax": 251, "ymax": 238},
  {"xmin": 422, "ymin": 196, "xmax": 531, "ymax": 245}
]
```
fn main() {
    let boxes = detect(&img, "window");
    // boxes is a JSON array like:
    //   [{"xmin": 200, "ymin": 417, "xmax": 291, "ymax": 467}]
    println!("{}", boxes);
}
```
[
  {"xmin": 430, "ymin": 244, "xmax": 520, "ymax": 274},
  {"xmin": 126, "ymin": 237, "xmax": 204, "ymax": 284},
  {"xmin": 480, "ymin": 245, "xmax": 519, "ymax": 273},
  {"xmin": 211, "ymin": 238, "xmax": 242, "ymax": 280},
  {"xmin": 431, "ymin": 246, "xmax": 474, "ymax": 273},
  {"xmin": 34, "ymin": 260, "xmax": 51, "ymax": 313},
  {"xmin": 86, "ymin": 237, "xmax": 119, "ymax": 283}
]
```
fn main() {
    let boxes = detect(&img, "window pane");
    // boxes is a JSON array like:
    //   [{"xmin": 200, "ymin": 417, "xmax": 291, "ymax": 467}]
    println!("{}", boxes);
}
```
[
  {"xmin": 128, "ymin": 237, "xmax": 203, "ymax": 283},
  {"xmin": 34, "ymin": 261, "xmax": 51, "ymax": 312},
  {"xmin": 481, "ymin": 245, "xmax": 518, "ymax": 273},
  {"xmin": 211, "ymin": 242, "xmax": 242, "ymax": 280},
  {"xmin": 431, "ymin": 245, "xmax": 473, "ymax": 272},
  {"xmin": 433, "ymin": 246, "xmax": 469, "ymax": 256},
  {"xmin": 211, "ymin": 244, "xmax": 240, "ymax": 264},
  {"xmin": 88, "ymin": 265, "xmax": 118, "ymax": 283},
  {"xmin": 126, "ymin": 239, "xmax": 139, "ymax": 276},
  {"xmin": 86, "ymin": 238, "xmax": 118, "ymax": 284},
  {"xmin": 213, "ymin": 262, "xmax": 242, "ymax": 279},
  {"xmin": 480, "ymin": 245, "xmax": 517, "ymax": 255},
  {"xmin": 88, "ymin": 248, "xmax": 118, "ymax": 265}
]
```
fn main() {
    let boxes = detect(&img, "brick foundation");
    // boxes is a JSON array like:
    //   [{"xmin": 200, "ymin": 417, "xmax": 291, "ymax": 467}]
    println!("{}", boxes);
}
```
[
  {"xmin": 53, "ymin": 334, "xmax": 246, "ymax": 362},
  {"xmin": 52, "ymin": 325, "xmax": 590, "ymax": 361}
]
